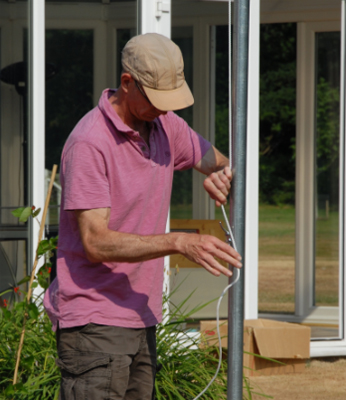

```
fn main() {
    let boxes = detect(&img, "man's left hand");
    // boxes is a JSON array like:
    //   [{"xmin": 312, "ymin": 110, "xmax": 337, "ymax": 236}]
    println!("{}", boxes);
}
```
[{"xmin": 203, "ymin": 166, "xmax": 232, "ymax": 207}]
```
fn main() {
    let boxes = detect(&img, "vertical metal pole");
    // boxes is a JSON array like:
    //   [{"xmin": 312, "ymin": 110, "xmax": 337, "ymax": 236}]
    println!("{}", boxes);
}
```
[{"xmin": 227, "ymin": 0, "xmax": 250, "ymax": 398}]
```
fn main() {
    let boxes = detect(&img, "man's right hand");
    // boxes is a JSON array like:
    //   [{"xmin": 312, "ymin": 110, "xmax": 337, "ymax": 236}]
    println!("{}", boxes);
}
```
[{"xmin": 174, "ymin": 233, "xmax": 242, "ymax": 277}]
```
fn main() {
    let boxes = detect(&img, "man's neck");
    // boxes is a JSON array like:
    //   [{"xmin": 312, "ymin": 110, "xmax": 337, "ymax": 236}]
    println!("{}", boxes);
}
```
[{"xmin": 109, "ymin": 90, "xmax": 149, "ymax": 144}]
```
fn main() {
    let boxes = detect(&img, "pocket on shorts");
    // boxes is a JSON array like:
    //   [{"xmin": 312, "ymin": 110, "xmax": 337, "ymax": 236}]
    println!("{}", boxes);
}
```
[
  {"xmin": 57, "ymin": 350, "xmax": 112, "ymax": 400},
  {"xmin": 56, "ymin": 350, "xmax": 111, "ymax": 375}
]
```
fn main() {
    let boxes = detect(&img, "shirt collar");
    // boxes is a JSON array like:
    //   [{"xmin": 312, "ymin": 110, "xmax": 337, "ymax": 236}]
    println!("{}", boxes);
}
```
[{"xmin": 98, "ymin": 88, "xmax": 157, "ymax": 137}]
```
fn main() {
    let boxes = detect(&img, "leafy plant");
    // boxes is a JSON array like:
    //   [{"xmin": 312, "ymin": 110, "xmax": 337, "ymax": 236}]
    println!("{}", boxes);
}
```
[
  {"xmin": 0, "ymin": 205, "xmax": 59, "ymax": 399},
  {"xmin": 1, "ymin": 289, "xmax": 270, "ymax": 399},
  {"xmin": 156, "ymin": 293, "xmax": 228, "ymax": 399},
  {"xmin": 155, "ymin": 291, "xmax": 271, "ymax": 400},
  {"xmin": 0, "ymin": 299, "xmax": 60, "ymax": 399}
]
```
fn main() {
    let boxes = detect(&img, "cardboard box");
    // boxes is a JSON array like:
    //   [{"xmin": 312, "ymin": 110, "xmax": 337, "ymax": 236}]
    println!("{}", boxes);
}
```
[{"xmin": 200, "ymin": 319, "xmax": 311, "ymax": 377}]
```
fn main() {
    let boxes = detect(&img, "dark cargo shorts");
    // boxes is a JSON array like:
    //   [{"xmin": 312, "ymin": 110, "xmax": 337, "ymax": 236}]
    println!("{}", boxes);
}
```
[{"xmin": 56, "ymin": 323, "xmax": 157, "ymax": 400}]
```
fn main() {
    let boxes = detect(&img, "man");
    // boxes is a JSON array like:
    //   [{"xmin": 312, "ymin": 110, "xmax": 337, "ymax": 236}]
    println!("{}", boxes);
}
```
[{"xmin": 44, "ymin": 33, "xmax": 242, "ymax": 400}]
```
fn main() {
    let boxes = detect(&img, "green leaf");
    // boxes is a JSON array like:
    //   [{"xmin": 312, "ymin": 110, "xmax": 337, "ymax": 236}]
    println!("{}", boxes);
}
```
[
  {"xmin": 38, "ymin": 278, "xmax": 49, "ymax": 290},
  {"xmin": 1, "ymin": 308, "xmax": 11, "ymax": 320},
  {"xmin": 11, "ymin": 207, "xmax": 26, "ymax": 218},
  {"xmin": 21, "ymin": 355, "xmax": 35, "ymax": 371},
  {"xmin": 13, "ymin": 206, "xmax": 33, "ymax": 223},
  {"xmin": 31, "ymin": 281, "xmax": 38, "ymax": 289},
  {"xmin": 20, "ymin": 206, "xmax": 33, "ymax": 222},
  {"xmin": 49, "ymin": 236, "xmax": 58, "ymax": 248},
  {"xmin": 17, "ymin": 276, "xmax": 31, "ymax": 286},
  {"xmin": 37, "ymin": 240, "xmax": 52, "ymax": 256},
  {"xmin": 28, "ymin": 303, "xmax": 39, "ymax": 320},
  {"xmin": 0, "ymin": 288, "xmax": 14, "ymax": 297},
  {"xmin": 4, "ymin": 383, "xmax": 15, "ymax": 396},
  {"xmin": 32, "ymin": 207, "xmax": 41, "ymax": 218}
]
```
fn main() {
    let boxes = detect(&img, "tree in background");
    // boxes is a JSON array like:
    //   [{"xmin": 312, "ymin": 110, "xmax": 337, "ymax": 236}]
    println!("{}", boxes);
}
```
[
  {"xmin": 259, "ymin": 23, "xmax": 297, "ymax": 205},
  {"xmin": 45, "ymin": 30, "xmax": 94, "ymax": 171},
  {"xmin": 214, "ymin": 24, "xmax": 297, "ymax": 206},
  {"xmin": 315, "ymin": 32, "xmax": 340, "ymax": 212}
]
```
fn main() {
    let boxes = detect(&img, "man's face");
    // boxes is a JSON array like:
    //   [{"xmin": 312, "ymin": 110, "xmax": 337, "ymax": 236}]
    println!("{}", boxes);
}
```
[{"xmin": 129, "ymin": 79, "xmax": 168, "ymax": 122}]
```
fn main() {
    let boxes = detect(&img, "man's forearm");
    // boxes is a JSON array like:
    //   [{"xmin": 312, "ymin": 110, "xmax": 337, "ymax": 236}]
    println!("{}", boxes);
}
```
[
  {"xmin": 83, "ymin": 229, "xmax": 184, "ymax": 263},
  {"xmin": 81, "ymin": 226, "xmax": 241, "ymax": 278}
]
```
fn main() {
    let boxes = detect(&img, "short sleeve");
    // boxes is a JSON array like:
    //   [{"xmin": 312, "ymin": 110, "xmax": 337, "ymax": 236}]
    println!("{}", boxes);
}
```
[
  {"xmin": 62, "ymin": 142, "xmax": 111, "ymax": 211},
  {"xmin": 161, "ymin": 112, "xmax": 211, "ymax": 171}
]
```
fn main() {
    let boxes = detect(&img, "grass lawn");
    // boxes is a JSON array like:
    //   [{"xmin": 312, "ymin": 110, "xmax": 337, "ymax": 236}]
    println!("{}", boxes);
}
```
[{"xmin": 258, "ymin": 204, "xmax": 339, "ymax": 312}]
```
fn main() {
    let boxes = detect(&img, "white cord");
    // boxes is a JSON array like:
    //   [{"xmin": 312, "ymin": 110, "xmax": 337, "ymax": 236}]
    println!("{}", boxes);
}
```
[
  {"xmin": 192, "ymin": 207, "xmax": 239, "ymax": 400},
  {"xmin": 192, "ymin": 269, "xmax": 240, "ymax": 400}
]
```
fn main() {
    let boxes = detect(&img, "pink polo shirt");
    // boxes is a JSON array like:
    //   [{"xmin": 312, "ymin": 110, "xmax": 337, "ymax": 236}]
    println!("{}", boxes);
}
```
[{"xmin": 44, "ymin": 89, "xmax": 211, "ymax": 330}]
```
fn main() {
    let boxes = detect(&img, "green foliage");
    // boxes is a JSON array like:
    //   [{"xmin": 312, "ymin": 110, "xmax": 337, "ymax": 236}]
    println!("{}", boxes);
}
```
[
  {"xmin": 214, "ymin": 24, "xmax": 297, "ymax": 206},
  {"xmin": 171, "ymin": 169, "xmax": 193, "ymax": 207},
  {"xmin": 315, "ymin": 77, "xmax": 340, "ymax": 209},
  {"xmin": 37, "ymin": 237, "xmax": 58, "ymax": 258},
  {"xmin": 156, "ymin": 294, "xmax": 228, "ymax": 399},
  {"xmin": 0, "ymin": 300, "xmax": 60, "ymax": 399},
  {"xmin": 0, "ymin": 207, "xmax": 59, "ymax": 398},
  {"xmin": 259, "ymin": 23, "xmax": 297, "ymax": 205},
  {"xmin": 155, "ymin": 293, "xmax": 270, "ymax": 400},
  {"xmin": 45, "ymin": 29, "xmax": 93, "ymax": 171},
  {"xmin": 215, "ymin": 104, "xmax": 229, "ymax": 157},
  {"xmin": 0, "ymin": 289, "xmax": 270, "ymax": 399}
]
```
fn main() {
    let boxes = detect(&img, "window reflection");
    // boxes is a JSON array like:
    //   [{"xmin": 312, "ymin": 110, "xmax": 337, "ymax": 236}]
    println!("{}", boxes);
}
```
[
  {"xmin": 314, "ymin": 31, "xmax": 340, "ymax": 308},
  {"xmin": 171, "ymin": 27, "xmax": 194, "ymax": 219},
  {"xmin": 0, "ymin": 241, "xmax": 27, "ymax": 304},
  {"xmin": 45, "ymin": 29, "xmax": 93, "ymax": 171},
  {"xmin": 258, "ymin": 23, "xmax": 297, "ymax": 314}
]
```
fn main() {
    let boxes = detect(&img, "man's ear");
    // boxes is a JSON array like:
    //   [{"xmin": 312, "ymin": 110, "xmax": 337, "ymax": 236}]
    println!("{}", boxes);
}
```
[{"xmin": 120, "ymin": 73, "xmax": 132, "ymax": 93}]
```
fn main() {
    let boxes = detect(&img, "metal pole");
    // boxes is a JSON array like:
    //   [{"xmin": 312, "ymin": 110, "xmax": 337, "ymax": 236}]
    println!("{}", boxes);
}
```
[{"xmin": 227, "ymin": 0, "xmax": 250, "ymax": 398}]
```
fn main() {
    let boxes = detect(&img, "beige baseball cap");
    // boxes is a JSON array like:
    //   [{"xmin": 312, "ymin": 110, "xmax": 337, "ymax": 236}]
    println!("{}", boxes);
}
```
[{"xmin": 121, "ymin": 33, "xmax": 194, "ymax": 111}]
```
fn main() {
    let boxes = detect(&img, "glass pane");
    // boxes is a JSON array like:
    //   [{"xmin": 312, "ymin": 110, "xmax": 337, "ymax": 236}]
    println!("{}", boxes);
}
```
[
  {"xmin": 258, "ymin": 23, "xmax": 297, "ymax": 314},
  {"xmin": 0, "ymin": 240, "xmax": 27, "ymax": 304},
  {"xmin": 314, "ymin": 32, "xmax": 340, "ymax": 309},
  {"xmin": 0, "ymin": 23, "xmax": 28, "ymax": 226},
  {"xmin": 116, "ymin": 28, "xmax": 137, "ymax": 86},
  {"xmin": 214, "ymin": 25, "xmax": 230, "ymax": 222},
  {"xmin": 45, "ymin": 30, "xmax": 93, "ymax": 226},
  {"xmin": 0, "ymin": 1, "xmax": 30, "ymax": 304},
  {"xmin": 171, "ymin": 26, "xmax": 194, "ymax": 219}
]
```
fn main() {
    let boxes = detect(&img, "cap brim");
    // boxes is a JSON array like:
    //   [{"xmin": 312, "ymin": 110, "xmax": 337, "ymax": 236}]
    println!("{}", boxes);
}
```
[{"xmin": 143, "ymin": 81, "xmax": 194, "ymax": 112}]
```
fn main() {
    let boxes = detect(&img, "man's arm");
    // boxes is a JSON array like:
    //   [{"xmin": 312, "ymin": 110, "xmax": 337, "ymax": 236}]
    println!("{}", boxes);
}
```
[
  {"xmin": 194, "ymin": 146, "xmax": 232, "ymax": 206},
  {"xmin": 75, "ymin": 207, "xmax": 242, "ymax": 277}
]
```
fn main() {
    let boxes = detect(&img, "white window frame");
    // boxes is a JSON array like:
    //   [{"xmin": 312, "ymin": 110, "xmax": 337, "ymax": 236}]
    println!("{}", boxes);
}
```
[
  {"xmin": 258, "ymin": 1, "xmax": 346, "ymax": 356},
  {"xmin": 258, "ymin": 15, "xmax": 346, "ymax": 357},
  {"xmin": 296, "ymin": 20, "xmax": 343, "ymax": 327},
  {"xmin": 296, "ymin": 19, "xmax": 346, "ymax": 356},
  {"xmin": 30, "ymin": 0, "xmax": 45, "ymax": 296}
]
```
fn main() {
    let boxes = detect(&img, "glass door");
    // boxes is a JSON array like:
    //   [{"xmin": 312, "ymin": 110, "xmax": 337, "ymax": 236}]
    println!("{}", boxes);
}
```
[
  {"xmin": 296, "ymin": 20, "xmax": 343, "ymax": 341},
  {"xmin": 313, "ymin": 31, "xmax": 341, "ymax": 338},
  {"xmin": 0, "ymin": 1, "xmax": 30, "ymax": 303},
  {"xmin": 258, "ymin": 23, "xmax": 297, "ymax": 316}
]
